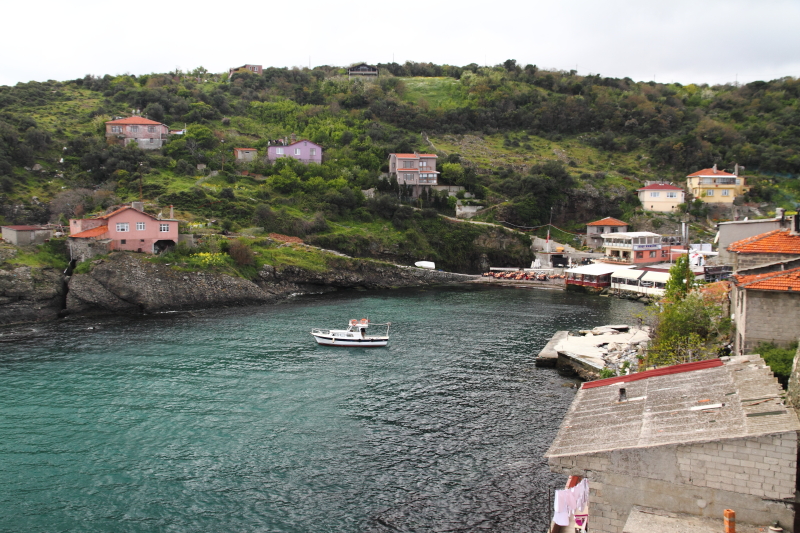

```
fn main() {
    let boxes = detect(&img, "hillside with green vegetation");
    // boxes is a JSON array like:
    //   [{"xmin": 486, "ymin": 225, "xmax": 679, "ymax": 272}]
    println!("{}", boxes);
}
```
[{"xmin": 1, "ymin": 61, "xmax": 798, "ymax": 271}]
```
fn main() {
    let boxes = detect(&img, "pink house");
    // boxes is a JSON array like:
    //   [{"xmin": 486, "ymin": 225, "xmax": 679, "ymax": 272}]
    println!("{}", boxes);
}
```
[
  {"xmin": 68, "ymin": 204, "xmax": 179, "ymax": 261},
  {"xmin": 105, "ymin": 117, "xmax": 169, "ymax": 150},
  {"xmin": 267, "ymin": 139, "xmax": 322, "ymax": 164}
]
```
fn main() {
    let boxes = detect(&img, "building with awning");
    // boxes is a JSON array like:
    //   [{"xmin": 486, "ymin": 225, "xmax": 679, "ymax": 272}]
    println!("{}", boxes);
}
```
[{"xmin": 565, "ymin": 263, "xmax": 633, "ymax": 289}]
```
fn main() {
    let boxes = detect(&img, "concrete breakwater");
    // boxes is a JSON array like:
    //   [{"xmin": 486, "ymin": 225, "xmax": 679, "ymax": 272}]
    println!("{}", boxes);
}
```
[
  {"xmin": 535, "ymin": 325, "xmax": 650, "ymax": 380},
  {"xmin": 0, "ymin": 252, "xmax": 478, "ymax": 325}
]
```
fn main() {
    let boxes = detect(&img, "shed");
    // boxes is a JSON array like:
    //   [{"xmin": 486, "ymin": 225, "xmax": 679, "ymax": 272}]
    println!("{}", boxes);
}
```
[
  {"xmin": 545, "ymin": 355, "xmax": 799, "ymax": 532},
  {"xmin": 1, "ymin": 225, "xmax": 52, "ymax": 245}
]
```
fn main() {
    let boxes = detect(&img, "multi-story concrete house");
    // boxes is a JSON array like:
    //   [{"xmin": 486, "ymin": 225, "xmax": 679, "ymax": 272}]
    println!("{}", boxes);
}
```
[
  {"xmin": 585, "ymin": 217, "xmax": 628, "ymax": 249},
  {"xmin": 732, "ymin": 266, "xmax": 800, "ymax": 352},
  {"xmin": 599, "ymin": 231, "xmax": 684, "ymax": 265},
  {"xmin": 686, "ymin": 164, "xmax": 749, "ymax": 204},
  {"xmin": 636, "ymin": 183, "xmax": 685, "ymax": 212},
  {"xmin": 388, "ymin": 153, "xmax": 439, "ymax": 197},
  {"xmin": 228, "ymin": 64, "xmax": 262, "ymax": 77},
  {"xmin": 267, "ymin": 140, "xmax": 322, "ymax": 164},
  {"xmin": 105, "ymin": 117, "xmax": 169, "ymax": 150},
  {"xmin": 68, "ymin": 203, "xmax": 179, "ymax": 261}
]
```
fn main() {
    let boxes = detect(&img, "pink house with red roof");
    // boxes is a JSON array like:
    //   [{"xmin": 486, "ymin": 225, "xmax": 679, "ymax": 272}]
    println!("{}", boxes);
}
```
[
  {"xmin": 105, "ymin": 116, "xmax": 169, "ymax": 150},
  {"xmin": 637, "ymin": 182, "xmax": 684, "ymax": 212},
  {"xmin": 267, "ymin": 140, "xmax": 322, "ymax": 164},
  {"xmin": 686, "ymin": 164, "xmax": 749, "ymax": 204},
  {"xmin": 68, "ymin": 204, "xmax": 179, "ymax": 261}
]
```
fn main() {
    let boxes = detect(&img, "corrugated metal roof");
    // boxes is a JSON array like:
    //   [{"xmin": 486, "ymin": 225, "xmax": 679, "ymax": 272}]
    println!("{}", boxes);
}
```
[
  {"xmin": 2, "ymin": 225, "xmax": 48, "ymax": 231},
  {"xmin": 545, "ymin": 355, "xmax": 799, "ymax": 458}
]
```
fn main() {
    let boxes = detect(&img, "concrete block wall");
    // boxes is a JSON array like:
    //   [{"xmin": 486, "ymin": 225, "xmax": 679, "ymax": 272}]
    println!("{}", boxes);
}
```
[
  {"xmin": 735, "ymin": 253, "xmax": 796, "ymax": 271},
  {"xmin": 677, "ymin": 433, "xmax": 797, "ymax": 499},
  {"xmin": 740, "ymin": 290, "xmax": 800, "ymax": 351},
  {"xmin": 548, "ymin": 433, "xmax": 797, "ymax": 533}
]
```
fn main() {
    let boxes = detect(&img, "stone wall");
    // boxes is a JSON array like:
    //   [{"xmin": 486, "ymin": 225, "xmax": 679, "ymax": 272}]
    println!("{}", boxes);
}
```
[
  {"xmin": 788, "ymin": 343, "xmax": 800, "ymax": 409},
  {"xmin": 734, "ymin": 252, "xmax": 799, "ymax": 271},
  {"xmin": 549, "ymin": 432, "xmax": 797, "ymax": 532}
]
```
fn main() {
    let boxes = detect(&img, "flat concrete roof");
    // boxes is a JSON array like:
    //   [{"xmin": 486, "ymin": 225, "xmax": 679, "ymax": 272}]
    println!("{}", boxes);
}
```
[
  {"xmin": 545, "ymin": 355, "xmax": 799, "ymax": 458},
  {"xmin": 623, "ymin": 506, "xmax": 765, "ymax": 533}
]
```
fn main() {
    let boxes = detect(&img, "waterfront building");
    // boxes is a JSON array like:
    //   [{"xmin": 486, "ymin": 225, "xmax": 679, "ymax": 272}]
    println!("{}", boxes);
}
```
[
  {"xmin": 546, "ymin": 356, "xmax": 799, "ymax": 532},
  {"xmin": 599, "ymin": 232, "xmax": 683, "ymax": 265},
  {"xmin": 565, "ymin": 263, "xmax": 633, "ymax": 290},
  {"xmin": 68, "ymin": 203, "xmax": 179, "ymax": 261},
  {"xmin": 687, "ymin": 164, "xmax": 749, "ymax": 204}
]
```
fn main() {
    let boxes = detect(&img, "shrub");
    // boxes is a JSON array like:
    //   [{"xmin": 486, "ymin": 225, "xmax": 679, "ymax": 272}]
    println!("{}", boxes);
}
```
[
  {"xmin": 755, "ymin": 342, "xmax": 798, "ymax": 388},
  {"xmin": 228, "ymin": 239, "xmax": 255, "ymax": 267}
]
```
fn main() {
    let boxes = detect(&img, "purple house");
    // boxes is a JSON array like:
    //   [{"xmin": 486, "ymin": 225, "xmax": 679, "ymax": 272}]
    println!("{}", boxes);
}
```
[{"xmin": 267, "ymin": 140, "xmax": 322, "ymax": 164}]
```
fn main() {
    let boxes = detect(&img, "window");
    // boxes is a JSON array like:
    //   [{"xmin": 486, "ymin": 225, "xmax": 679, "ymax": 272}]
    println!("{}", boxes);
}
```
[
  {"xmin": 116, "ymin": 223, "xmax": 129, "ymax": 232},
  {"xmin": 129, "ymin": 126, "xmax": 139, "ymax": 133},
  {"xmin": 120, "ymin": 239, "xmax": 126, "ymax": 245},
  {"xmin": 276, "ymin": 147, "xmax": 284, "ymax": 155},
  {"xmin": 649, "ymin": 251, "xmax": 657, "ymax": 258},
  {"xmin": 111, "ymin": 125, "xmax": 121, "ymax": 133},
  {"xmin": 149, "ymin": 138, "xmax": 155, "ymax": 144},
  {"xmin": 662, "ymin": 250, "xmax": 668, "ymax": 257},
  {"xmin": 147, "ymin": 126, "xmax": 156, "ymax": 133},
  {"xmin": 706, "ymin": 189, "xmax": 714, "ymax": 196},
  {"xmin": 666, "ymin": 192, "xmax": 677, "ymax": 198},
  {"xmin": 404, "ymin": 173, "xmax": 413, "ymax": 181},
  {"xmin": 136, "ymin": 222, "xmax": 145, "ymax": 231},
  {"xmin": 611, "ymin": 227, "xmax": 618, "ymax": 233},
  {"xmin": 650, "ymin": 191, "xmax": 660, "ymax": 197},
  {"xmin": 722, "ymin": 189, "xmax": 730, "ymax": 196},
  {"xmin": 636, "ymin": 252, "xmax": 643, "ymax": 259},
  {"xmin": 295, "ymin": 148, "xmax": 301, "ymax": 155},
  {"xmin": 160, "ymin": 224, "xmax": 170, "ymax": 232},
  {"xmin": 310, "ymin": 148, "xmax": 316, "ymax": 156},
  {"xmin": 420, "ymin": 161, "xmax": 428, "ymax": 168}
]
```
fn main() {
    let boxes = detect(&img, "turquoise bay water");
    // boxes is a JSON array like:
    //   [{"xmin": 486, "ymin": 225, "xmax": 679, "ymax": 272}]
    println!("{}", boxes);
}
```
[{"xmin": 0, "ymin": 287, "xmax": 640, "ymax": 532}]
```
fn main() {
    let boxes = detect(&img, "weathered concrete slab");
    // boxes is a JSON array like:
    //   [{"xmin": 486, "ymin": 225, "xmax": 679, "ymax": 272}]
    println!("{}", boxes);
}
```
[
  {"xmin": 535, "ymin": 330, "xmax": 568, "ymax": 367},
  {"xmin": 623, "ymin": 506, "xmax": 765, "ymax": 533},
  {"xmin": 552, "ymin": 326, "xmax": 650, "ymax": 380}
]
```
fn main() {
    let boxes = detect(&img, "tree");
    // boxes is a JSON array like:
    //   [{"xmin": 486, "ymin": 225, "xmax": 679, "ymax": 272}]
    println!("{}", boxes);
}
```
[{"xmin": 664, "ymin": 255, "xmax": 694, "ymax": 302}]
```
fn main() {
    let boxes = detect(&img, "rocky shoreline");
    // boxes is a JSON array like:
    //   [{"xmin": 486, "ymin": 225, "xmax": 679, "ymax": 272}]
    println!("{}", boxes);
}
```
[{"xmin": 0, "ymin": 252, "xmax": 477, "ymax": 326}]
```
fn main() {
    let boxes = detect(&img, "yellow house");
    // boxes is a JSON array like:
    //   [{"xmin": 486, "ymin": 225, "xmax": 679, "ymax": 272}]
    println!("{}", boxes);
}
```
[
  {"xmin": 637, "ymin": 183, "xmax": 685, "ymax": 212},
  {"xmin": 686, "ymin": 164, "xmax": 749, "ymax": 204}
]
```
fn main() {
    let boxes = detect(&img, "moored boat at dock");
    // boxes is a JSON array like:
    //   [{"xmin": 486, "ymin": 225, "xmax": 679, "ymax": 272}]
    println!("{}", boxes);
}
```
[{"xmin": 311, "ymin": 319, "xmax": 391, "ymax": 347}]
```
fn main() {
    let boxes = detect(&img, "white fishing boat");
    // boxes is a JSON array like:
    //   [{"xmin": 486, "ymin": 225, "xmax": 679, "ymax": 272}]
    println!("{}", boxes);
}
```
[{"xmin": 310, "ymin": 319, "xmax": 391, "ymax": 347}]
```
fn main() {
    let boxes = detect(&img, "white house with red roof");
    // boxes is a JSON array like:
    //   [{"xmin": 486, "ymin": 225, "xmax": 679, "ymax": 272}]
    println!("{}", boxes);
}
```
[
  {"xmin": 637, "ymin": 182, "xmax": 685, "ymax": 212},
  {"xmin": 105, "ymin": 116, "xmax": 169, "ymax": 150},
  {"xmin": 68, "ymin": 204, "xmax": 179, "ymax": 261},
  {"xmin": 585, "ymin": 217, "xmax": 628, "ymax": 249},
  {"xmin": 686, "ymin": 164, "xmax": 749, "ymax": 204}
]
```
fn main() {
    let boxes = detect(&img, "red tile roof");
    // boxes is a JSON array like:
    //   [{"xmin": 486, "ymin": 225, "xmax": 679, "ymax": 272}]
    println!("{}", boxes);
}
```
[
  {"xmin": 2, "ymin": 225, "xmax": 48, "ymax": 231},
  {"xmin": 234, "ymin": 147, "xmax": 257, "ymax": 151},
  {"xmin": 97, "ymin": 206, "xmax": 134, "ymax": 220},
  {"xmin": 687, "ymin": 167, "xmax": 737, "ymax": 177},
  {"xmin": 70, "ymin": 226, "xmax": 109, "ymax": 238},
  {"xmin": 727, "ymin": 229, "xmax": 800, "ymax": 255},
  {"xmin": 734, "ymin": 266, "xmax": 800, "ymax": 292},
  {"xmin": 637, "ymin": 183, "xmax": 683, "ymax": 191},
  {"xmin": 393, "ymin": 153, "xmax": 437, "ymax": 158},
  {"xmin": 582, "ymin": 359, "xmax": 724, "ymax": 389},
  {"xmin": 587, "ymin": 217, "xmax": 628, "ymax": 227},
  {"xmin": 105, "ymin": 117, "xmax": 165, "ymax": 125}
]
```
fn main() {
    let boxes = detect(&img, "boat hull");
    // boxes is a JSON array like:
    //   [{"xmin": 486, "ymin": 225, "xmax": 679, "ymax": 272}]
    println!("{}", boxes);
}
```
[{"xmin": 311, "ymin": 334, "xmax": 388, "ymax": 347}]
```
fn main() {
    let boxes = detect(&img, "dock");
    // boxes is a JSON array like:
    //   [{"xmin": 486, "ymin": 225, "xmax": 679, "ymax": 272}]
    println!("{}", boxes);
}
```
[{"xmin": 535, "ymin": 330, "xmax": 568, "ymax": 367}]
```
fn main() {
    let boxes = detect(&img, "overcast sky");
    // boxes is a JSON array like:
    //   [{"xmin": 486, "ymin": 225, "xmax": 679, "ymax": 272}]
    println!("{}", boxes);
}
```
[{"xmin": 3, "ymin": 0, "xmax": 798, "ymax": 87}]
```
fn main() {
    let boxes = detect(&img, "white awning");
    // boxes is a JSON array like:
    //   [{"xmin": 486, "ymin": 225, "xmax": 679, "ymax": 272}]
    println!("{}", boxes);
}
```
[
  {"xmin": 641, "ymin": 271, "xmax": 671, "ymax": 283},
  {"xmin": 611, "ymin": 269, "xmax": 647, "ymax": 280},
  {"xmin": 565, "ymin": 263, "xmax": 634, "ymax": 276}
]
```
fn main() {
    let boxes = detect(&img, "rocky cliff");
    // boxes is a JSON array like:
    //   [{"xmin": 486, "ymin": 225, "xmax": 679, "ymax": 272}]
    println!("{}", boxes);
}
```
[
  {"xmin": 0, "ymin": 265, "xmax": 67, "ymax": 324},
  {"xmin": 62, "ymin": 252, "xmax": 476, "ymax": 318}
]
